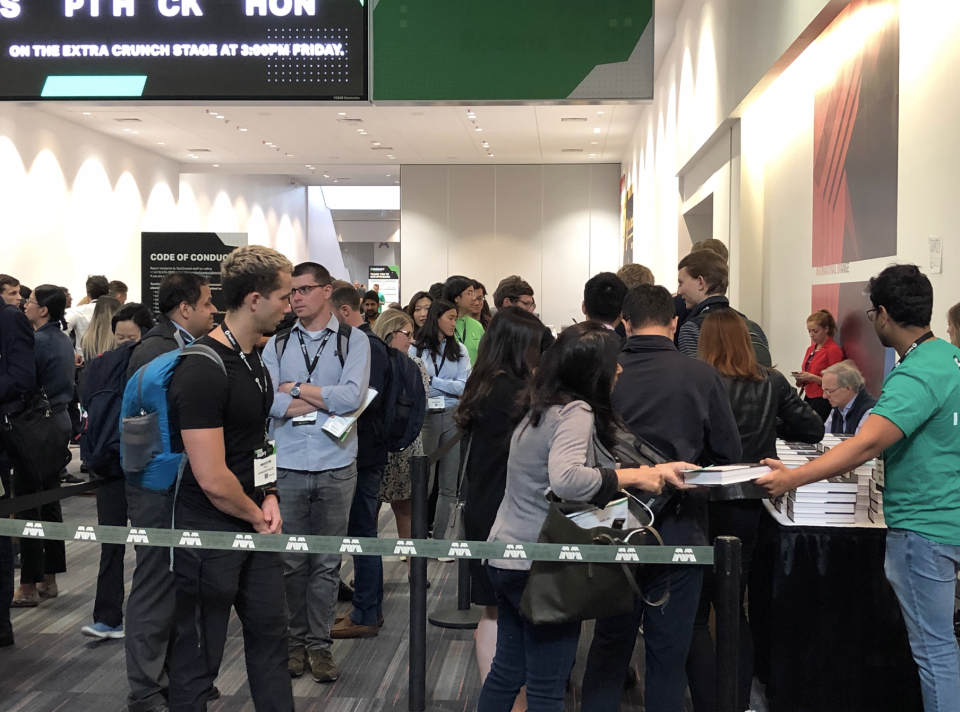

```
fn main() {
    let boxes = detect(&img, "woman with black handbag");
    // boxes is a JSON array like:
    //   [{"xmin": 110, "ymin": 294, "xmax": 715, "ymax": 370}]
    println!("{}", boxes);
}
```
[
  {"xmin": 479, "ymin": 322, "xmax": 694, "ymax": 712},
  {"xmin": 455, "ymin": 306, "xmax": 546, "ymax": 709},
  {"xmin": 11, "ymin": 286, "xmax": 74, "ymax": 607}
]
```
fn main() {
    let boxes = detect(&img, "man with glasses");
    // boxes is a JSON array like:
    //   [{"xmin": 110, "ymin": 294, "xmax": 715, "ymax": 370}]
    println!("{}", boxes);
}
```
[
  {"xmin": 262, "ymin": 262, "xmax": 371, "ymax": 685},
  {"xmin": 492, "ymin": 275, "xmax": 554, "ymax": 351},
  {"xmin": 821, "ymin": 360, "xmax": 877, "ymax": 435},
  {"xmin": 442, "ymin": 275, "xmax": 484, "ymax": 365}
]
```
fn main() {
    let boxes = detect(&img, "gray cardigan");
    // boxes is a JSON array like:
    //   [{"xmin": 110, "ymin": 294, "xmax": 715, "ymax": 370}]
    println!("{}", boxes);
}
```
[{"xmin": 487, "ymin": 401, "xmax": 618, "ymax": 571}]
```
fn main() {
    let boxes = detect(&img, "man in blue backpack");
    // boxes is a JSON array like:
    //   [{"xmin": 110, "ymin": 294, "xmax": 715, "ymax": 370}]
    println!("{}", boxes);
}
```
[
  {"xmin": 330, "ymin": 283, "xmax": 391, "ymax": 639},
  {"xmin": 261, "ymin": 262, "xmax": 371, "ymax": 684},
  {"xmin": 122, "ymin": 273, "xmax": 217, "ymax": 712}
]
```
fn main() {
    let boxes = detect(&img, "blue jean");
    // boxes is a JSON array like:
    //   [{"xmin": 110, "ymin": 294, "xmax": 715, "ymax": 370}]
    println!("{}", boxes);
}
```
[
  {"xmin": 884, "ymin": 528, "xmax": 960, "ymax": 712},
  {"xmin": 347, "ymin": 460, "xmax": 385, "ymax": 626},
  {"xmin": 278, "ymin": 464, "xmax": 357, "ymax": 651},
  {"xmin": 478, "ymin": 565, "xmax": 581, "ymax": 712},
  {"xmin": 582, "ymin": 565, "xmax": 704, "ymax": 712}
]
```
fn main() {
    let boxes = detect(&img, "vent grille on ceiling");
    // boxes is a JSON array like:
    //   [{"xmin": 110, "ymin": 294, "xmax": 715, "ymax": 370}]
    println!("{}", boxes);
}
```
[
  {"xmin": 561, "ymin": 117, "xmax": 588, "ymax": 122},
  {"xmin": 113, "ymin": 118, "xmax": 143, "ymax": 123},
  {"xmin": 337, "ymin": 118, "xmax": 363, "ymax": 124},
  {"xmin": 370, "ymin": 146, "xmax": 394, "ymax": 151},
  {"xmin": 188, "ymin": 148, "xmax": 212, "ymax": 152},
  {"xmin": 561, "ymin": 148, "xmax": 583, "ymax": 153}
]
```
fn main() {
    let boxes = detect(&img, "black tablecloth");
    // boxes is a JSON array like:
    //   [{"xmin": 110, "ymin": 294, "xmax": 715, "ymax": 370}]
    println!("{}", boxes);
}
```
[{"xmin": 750, "ymin": 507, "xmax": 922, "ymax": 712}]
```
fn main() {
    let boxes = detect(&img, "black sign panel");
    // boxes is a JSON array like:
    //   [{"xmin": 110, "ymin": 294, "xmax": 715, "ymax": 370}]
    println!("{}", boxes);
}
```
[
  {"xmin": 0, "ymin": 0, "xmax": 367, "ymax": 100},
  {"xmin": 141, "ymin": 232, "xmax": 240, "ymax": 318}
]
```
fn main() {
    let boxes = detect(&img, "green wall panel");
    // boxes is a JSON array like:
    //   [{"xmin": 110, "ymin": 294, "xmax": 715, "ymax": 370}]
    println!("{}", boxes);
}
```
[{"xmin": 373, "ymin": 0, "xmax": 654, "ymax": 101}]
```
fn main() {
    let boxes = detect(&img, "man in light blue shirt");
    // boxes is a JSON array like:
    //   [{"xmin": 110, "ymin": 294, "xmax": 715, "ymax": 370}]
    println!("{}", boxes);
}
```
[{"xmin": 262, "ymin": 262, "xmax": 370, "ymax": 685}]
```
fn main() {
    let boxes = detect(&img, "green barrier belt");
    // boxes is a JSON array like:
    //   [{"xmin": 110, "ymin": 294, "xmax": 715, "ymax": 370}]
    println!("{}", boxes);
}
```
[{"xmin": 0, "ymin": 519, "xmax": 714, "ymax": 565}]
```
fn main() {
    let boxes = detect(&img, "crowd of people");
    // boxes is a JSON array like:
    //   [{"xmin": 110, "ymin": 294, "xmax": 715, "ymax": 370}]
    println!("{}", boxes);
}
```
[{"xmin": 0, "ymin": 238, "xmax": 959, "ymax": 712}]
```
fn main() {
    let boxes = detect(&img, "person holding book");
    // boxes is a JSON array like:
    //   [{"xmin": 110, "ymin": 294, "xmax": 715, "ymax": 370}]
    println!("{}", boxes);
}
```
[
  {"xmin": 687, "ymin": 308, "xmax": 824, "ymax": 712},
  {"xmin": 760, "ymin": 265, "xmax": 960, "ymax": 712},
  {"xmin": 262, "ymin": 261, "xmax": 371, "ymax": 684}
]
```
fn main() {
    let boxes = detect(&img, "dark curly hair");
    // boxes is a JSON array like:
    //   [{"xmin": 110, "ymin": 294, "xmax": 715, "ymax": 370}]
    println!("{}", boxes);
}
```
[{"xmin": 868, "ymin": 264, "xmax": 933, "ymax": 328}]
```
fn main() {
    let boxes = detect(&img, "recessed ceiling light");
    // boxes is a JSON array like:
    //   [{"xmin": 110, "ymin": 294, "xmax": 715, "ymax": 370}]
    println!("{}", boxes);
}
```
[
  {"xmin": 123, "ymin": 128, "xmax": 131, "ymax": 132},
  {"xmin": 213, "ymin": 164, "xmax": 219, "ymax": 167},
  {"xmin": 131, "ymin": 131, "xmax": 138, "ymax": 134},
  {"xmin": 593, "ymin": 128, "xmax": 601, "ymax": 133},
  {"xmin": 357, "ymin": 129, "xmax": 364, "ymax": 132},
  {"xmin": 589, "ymin": 154, "xmax": 596, "ymax": 157},
  {"xmin": 591, "ymin": 141, "xmax": 598, "ymax": 145},
  {"xmin": 389, "ymin": 156, "xmax": 396, "ymax": 160},
  {"xmin": 373, "ymin": 142, "xmax": 380, "ymax": 146},
  {"xmin": 338, "ymin": 112, "xmax": 346, "ymax": 116},
  {"xmin": 386, "ymin": 174, "xmax": 392, "ymax": 177},
  {"xmin": 475, "ymin": 127, "xmax": 482, "ymax": 132},
  {"xmin": 488, "ymin": 154, "xmax": 494, "ymax": 157},
  {"xmin": 597, "ymin": 111, "xmax": 605, "ymax": 115},
  {"xmin": 158, "ymin": 142, "xmax": 164, "ymax": 145},
  {"xmin": 83, "ymin": 112, "xmax": 91, "ymax": 115},
  {"xmin": 323, "ymin": 174, "xmax": 330, "ymax": 178},
  {"xmin": 239, "ymin": 128, "xmax": 248, "ymax": 132}
]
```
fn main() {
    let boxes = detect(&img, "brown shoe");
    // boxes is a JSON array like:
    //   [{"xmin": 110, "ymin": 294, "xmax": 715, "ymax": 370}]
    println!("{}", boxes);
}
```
[
  {"xmin": 288, "ymin": 645, "xmax": 307, "ymax": 678},
  {"xmin": 331, "ymin": 616, "xmax": 379, "ymax": 639},
  {"xmin": 308, "ymin": 648, "xmax": 339, "ymax": 683},
  {"xmin": 11, "ymin": 591, "xmax": 39, "ymax": 608},
  {"xmin": 37, "ymin": 583, "xmax": 59, "ymax": 599},
  {"xmin": 335, "ymin": 612, "xmax": 385, "ymax": 628}
]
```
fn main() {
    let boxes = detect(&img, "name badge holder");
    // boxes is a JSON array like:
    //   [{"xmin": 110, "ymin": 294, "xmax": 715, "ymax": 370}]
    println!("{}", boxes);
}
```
[
  {"xmin": 254, "ymin": 440, "xmax": 278, "ymax": 488},
  {"xmin": 428, "ymin": 396, "xmax": 446, "ymax": 412}
]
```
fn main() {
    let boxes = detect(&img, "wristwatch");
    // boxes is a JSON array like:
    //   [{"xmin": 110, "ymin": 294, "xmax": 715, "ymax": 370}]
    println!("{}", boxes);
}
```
[
  {"xmin": 262, "ymin": 488, "xmax": 281, "ymax": 504},
  {"xmin": 290, "ymin": 382, "xmax": 302, "ymax": 398}
]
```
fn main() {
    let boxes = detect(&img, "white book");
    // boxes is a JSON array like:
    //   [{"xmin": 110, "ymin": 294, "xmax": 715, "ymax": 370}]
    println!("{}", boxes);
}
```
[
  {"xmin": 681, "ymin": 464, "xmax": 771, "ymax": 486},
  {"xmin": 788, "ymin": 500, "xmax": 855, "ymax": 514},
  {"xmin": 321, "ymin": 388, "xmax": 379, "ymax": 441}
]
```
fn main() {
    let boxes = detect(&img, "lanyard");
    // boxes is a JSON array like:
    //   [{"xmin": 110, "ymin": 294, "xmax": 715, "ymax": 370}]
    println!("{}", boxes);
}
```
[
  {"xmin": 432, "ymin": 352, "xmax": 447, "ymax": 377},
  {"xmin": 296, "ymin": 328, "xmax": 333, "ymax": 384},
  {"xmin": 221, "ymin": 325, "xmax": 271, "ymax": 438},
  {"xmin": 455, "ymin": 323, "xmax": 466, "ymax": 344},
  {"xmin": 895, "ymin": 331, "xmax": 935, "ymax": 367}
]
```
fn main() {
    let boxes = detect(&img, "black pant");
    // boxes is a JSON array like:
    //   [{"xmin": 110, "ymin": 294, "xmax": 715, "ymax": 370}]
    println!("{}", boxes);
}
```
[
  {"xmin": 582, "ymin": 565, "xmax": 705, "ymax": 712},
  {"xmin": 686, "ymin": 500, "xmax": 762, "ymax": 712},
  {"xmin": 804, "ymin": 395, "xmax": 831, "ymax": 422},
  {"xmin": 94, "ymin": 477, "xmax": 128, "ymax": 628},
  {"xmin": 16, "ymin": 471, "xmax": 66, "ymax": 585},
  {"xmin": 170, "ymin": 544, "xmax": 293, "ymax": 712},
  {"xmin": 0, "ymin": 454, "xmax": 14, "ymax": 641}
]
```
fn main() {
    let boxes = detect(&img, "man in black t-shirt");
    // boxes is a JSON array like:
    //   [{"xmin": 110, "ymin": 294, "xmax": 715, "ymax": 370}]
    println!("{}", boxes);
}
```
[{"xmin": 167, "ymin": 245, "xmax": 295, "ymax": 712}]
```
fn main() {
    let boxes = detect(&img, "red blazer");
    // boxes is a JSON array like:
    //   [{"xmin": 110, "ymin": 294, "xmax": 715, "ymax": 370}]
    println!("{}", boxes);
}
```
[{"xmin": 800, "ymin": 337, "xmax": 844, "ymax": 398}]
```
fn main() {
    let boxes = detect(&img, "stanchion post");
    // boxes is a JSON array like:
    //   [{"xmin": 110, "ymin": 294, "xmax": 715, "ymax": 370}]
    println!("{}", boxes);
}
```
[
  {"xmin": 457, "ymin": 557, "xmax": 471, "ymax": 611},
  {"xmin": 715, "ymin": 535, "xmax": 742, "ymax": 712},
  {"xmin": 409, "ymin": 455, "xmax": 429, "ymax": 712}
]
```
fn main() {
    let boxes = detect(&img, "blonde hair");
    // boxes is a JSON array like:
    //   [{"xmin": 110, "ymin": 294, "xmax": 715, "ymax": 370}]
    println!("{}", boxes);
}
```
[
  {"xmin": 81, "ymin": 295, "xmax": 121, "ymax": 362},
  {"xmin": 221, "ymin": 245, "xmax": 294, "ymax": 311},
  {"xmin": 372, "ymin": 308, "xmax": 414, "ymax": 346},
  {"xmin": 948, "ymin": 302, "xmax": 960, "ymax": 348},
  {"xmin": 617, "ymin": 263, "xmax": 655, "ymax": 289}
]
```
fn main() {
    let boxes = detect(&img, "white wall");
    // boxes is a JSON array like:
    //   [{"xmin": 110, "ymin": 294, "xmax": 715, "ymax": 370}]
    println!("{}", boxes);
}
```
[
  {"xmin": 401, "ymin": 164, "xmax": 621, "ymax": 329},
  {"xmin": 0, "ymin": 104, "xmax": 179, "ymax": 300}
]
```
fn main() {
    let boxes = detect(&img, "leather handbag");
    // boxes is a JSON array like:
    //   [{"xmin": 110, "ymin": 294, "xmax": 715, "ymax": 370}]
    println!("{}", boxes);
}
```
[
  {"xmin": 1, "ymin": 391, "xmax": 70, "ymax": 492},
  {"xmin": 443, "ymin": 433, "xmax": 472, "ymax": 541},
  {"xmin": 519, "ymin": 491, "xmax": 665, "ymax": 625}
]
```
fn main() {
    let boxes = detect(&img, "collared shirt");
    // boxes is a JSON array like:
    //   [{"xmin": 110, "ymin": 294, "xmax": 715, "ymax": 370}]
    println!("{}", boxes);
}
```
[
  {"xmin": 64, "ymin": 300, "xmax": 97, "ymax": 357},
  {"xmin": 263, "ymin": 313, "xmax": 371, "ymax": 471},
  {"xmin": 409, "ymin": 339, "xmax": 471, "ymax": 408},
  {"xmin": 34, "ymin": 321, "xmax": 75, "ymax": 406},
  {"xmin": 824, "ymin": 395, "xmax": 872, "ymax": 435},
  {"xmin": 172, "ymin": 321, "xmax": 195, "ymax": 344}
]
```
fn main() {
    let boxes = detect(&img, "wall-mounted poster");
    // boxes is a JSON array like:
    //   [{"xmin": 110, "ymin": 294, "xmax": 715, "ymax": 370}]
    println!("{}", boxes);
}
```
[
  {"xmin": 141, "ymin": 232, "xmax": 246, "ymax": 319},
  {"xmin": 812, "ymin": 0, "xmax": 899, "ymax": 268},
  {"xmin": 368, "ymin": 265, "xmax": 399, "ymax": 307},
  {"xmin": 621, "ymin": 176, "xmax": 634, "ymax": 265}
]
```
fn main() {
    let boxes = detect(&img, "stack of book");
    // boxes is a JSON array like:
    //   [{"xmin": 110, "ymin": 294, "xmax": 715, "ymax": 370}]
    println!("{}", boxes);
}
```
[
  {"xmin": 786, "ymin": 473, "xmax": 859, "ymax": 525},
  {"xmin": 869, "ymin": 475, "xmax": 885, "ymax": 525}
]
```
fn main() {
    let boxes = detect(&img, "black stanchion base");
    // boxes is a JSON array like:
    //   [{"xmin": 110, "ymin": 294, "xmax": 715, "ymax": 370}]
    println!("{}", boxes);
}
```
[{"xmin": 428, "ymin": 605, "xmax": 484, "ymax": 629}]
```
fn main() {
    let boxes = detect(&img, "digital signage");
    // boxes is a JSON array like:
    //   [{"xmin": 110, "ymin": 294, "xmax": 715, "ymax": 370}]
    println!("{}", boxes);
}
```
[{"xmin": 0, "ymin": 0, "xmax": 367, "ymax": 100}]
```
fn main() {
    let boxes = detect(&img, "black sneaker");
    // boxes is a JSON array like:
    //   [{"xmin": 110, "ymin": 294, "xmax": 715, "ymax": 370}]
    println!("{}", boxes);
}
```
[
  {"xmin": 337, "ymin": 580, "xmax": 354, "ymax": 602},
  {"xmin": 61, "ymin": 473, "xmax": 84, "ymax": 484}
]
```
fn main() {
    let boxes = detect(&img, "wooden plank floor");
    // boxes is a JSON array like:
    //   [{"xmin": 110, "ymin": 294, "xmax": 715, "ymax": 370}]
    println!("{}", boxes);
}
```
[{"xmin": 1, "ymin": 461, "xmax": 770, "ymax": 712}]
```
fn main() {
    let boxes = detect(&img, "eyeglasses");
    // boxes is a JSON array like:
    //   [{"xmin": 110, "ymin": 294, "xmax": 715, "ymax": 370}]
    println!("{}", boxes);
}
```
[
  {"xmin": 511, "ymin": 297, "xmax": 536, "ymax": 310},
  {"xmin": 395, "ymin": 329, "xmax": 412, "ymax": 338},
  {"xmin": 290, "ymin": 284, "xmax": 322, "ymax": 298},
  {"xmin": 822, "ymin": 386, "xmax": 847, "ymax": 395},
  {"xmin": 866, "ymin": 308, "xmax": 877, "ymax": 321},
  {"xmin": 24, "ymin": 299, "xmax": 39, "ymax": 307}
]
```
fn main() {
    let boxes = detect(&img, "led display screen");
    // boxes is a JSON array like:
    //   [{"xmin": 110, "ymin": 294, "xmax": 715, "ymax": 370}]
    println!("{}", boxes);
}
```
[{"xmin": 0, "ymin": 0, "xmax": 367, "ymax": 100}]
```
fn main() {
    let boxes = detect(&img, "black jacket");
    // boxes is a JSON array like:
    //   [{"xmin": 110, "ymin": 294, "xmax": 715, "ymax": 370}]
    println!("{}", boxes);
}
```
[
  {"xmin": 127, "ymin": 317, "xmax": 186, "ymax": 381},
  {"xmin": 0, "ymin": 303, "xmax": 36, "ymax": 414},
  {"xmin": 614, "ymin": 335, "xmax": 742, "ymax": 545},
  {"xmin": 357, "ymin": 323, "xmax": 390, "ymax": 469},
  {"xmin": 828, "ymin": 389, "xmax": 878, "ymax": 435}
]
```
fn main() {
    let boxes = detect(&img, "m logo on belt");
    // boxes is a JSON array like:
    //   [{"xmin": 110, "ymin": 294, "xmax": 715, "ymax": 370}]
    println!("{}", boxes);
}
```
[
  {"xmin": 504, "ymin": 544, "xmax": 526, "ymax": 559},
  {"xmin": 448, "ymin": 542, "xmax": 472, "ymax": 557},
  {"xmin": 233, "ymin": 534, "xmax": 256, "ymax": 549},
  {"xmin": 672, "ymin": 547, "xmax": 697, "ymax": 563},
  {"xmin": 127, "ymin": 529, "xmax": 150, "ymax": 544},
  {"xmin": 179, "ymin": 532, "xmax": 202, "ymax": 547},
  {"xmin": 394, "ymin": 540, "xmax": 417, "ymax": 556},
  {"xmin": 74, "ymin": 526, "xmax": 97, "ymax": 541},
  {"xmin": 22, "ymin": 522, "xmax": 44, "ymax": 537},
  {"xmin": 339, "ymin": 538, "xmax": 363, "ymax": 554},
  {"xmin": 616, "ymin": 547, "xmax": 640, "ymax": 562},
  {"xmin": 286, "ymin": 536, "xmax": 308, "ymax": 552},
  {"xmin": 558, "ymin": 546, "xmax": 582, "ymax": 561}
]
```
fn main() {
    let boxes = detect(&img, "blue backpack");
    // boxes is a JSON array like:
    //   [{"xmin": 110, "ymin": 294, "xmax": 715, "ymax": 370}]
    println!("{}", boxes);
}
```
[{"xmin": 119, "ymin": 343, "xmax": 225, "ymax": 492}]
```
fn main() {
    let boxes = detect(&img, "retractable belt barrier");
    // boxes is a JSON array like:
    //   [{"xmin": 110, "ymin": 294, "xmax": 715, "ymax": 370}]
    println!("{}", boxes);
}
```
[{"xmin": 0, "ymin": 517, "xmax": 714, "ymax": 565}]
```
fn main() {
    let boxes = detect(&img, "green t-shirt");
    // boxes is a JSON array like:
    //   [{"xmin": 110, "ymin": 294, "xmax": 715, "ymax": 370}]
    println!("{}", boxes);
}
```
[
  {"xmin": 872, "ymin": 338, "xmax": 960, "ymax": 544},
  {"xmin": 455, "ymin": 315, "xmax": 484, "ymax": 366}
]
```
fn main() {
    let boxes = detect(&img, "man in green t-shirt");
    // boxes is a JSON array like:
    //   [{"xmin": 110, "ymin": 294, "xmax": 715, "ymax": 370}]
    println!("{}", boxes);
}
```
[
  {"xmin": 372, "ymin": 284, "xmax": 386, "ymax": 314},
  {"xmin": 442, "ymin": 275, "xmax": 484, "ymax": 365},
  {"xmin": 759, "ymin": 265, "xmax": 960, "ymax": 712}
]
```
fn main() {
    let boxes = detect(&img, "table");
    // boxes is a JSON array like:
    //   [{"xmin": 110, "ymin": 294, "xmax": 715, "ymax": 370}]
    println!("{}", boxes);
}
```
[{"xmin": 749, "ymin": 502, "xmax": 922, "ymax": 712}]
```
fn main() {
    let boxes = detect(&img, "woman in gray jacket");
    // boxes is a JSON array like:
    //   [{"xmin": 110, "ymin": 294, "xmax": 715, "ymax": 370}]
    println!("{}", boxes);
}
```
[{"xmin": 479, "ymin": 322, "xmax": 694, "ymax": 712}]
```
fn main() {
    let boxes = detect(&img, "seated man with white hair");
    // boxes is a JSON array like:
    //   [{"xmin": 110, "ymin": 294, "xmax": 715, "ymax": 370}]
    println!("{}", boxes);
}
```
[{"xmin": 822, "ymin": 360, "xmax": 878, "ymax": 435}]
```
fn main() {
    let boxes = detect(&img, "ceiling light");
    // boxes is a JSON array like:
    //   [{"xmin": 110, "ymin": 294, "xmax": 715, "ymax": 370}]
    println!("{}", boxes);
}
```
[
  {"xmin": 131, "ymin": 131, "xmax": 138, "ymax": 134},
  {"xmin": 373, "ymin": 142, "xmax": 380, "ymax": 146},
  {"xmin": 239, "ymin": 128, "xmax": 248, "ymax": 132},
  {"xmin": 593, "ymin": 128, "xmax": 601, "ymax": 133},
  {"xmin": 321, "ymin": 186, "xmax": 400, "ymax": 210},
  {"xmin": 488, "ymin": 154, "xmax": 494, "ymax": 157},
  {"xmin": 475, "ymin": 127, "xmax": 482, "ymax": 132},
  {"xmin": 591, "ymin": 141, "xmax": 598, "ymax": 145},
  {"xmin": 123, "ymin": 128, "xmax": 130, "ymax": 132},
  {"xmin": 589, "ymin": 154, "xmax": 596, "ymax": 157},
  {"xmin": 357, "ymin": 128, "xmax": 364, "ymax": 132},
  {"xmin": 323, "ymin": 174, "xmax": 330, "ymax": 178},
  {"xmin": 83, "ymin": 112, "xmax": 91, "ymax": 115},
  {"xmin": 386, "ymin": 174, "xmax": 392, "ymax": 177},
  {"xmin": 213, "ymin": 164, "xmax": 219, "ymax": 167},
  {"xmin": 338, "ymin": 112, "xmax": 346, "ymax": 116},
  {"xmin": 597, "ymin": 111, "xmax": 605, "ymax": 115},
  {"xmin": 389, "ymin": 156, "xmax": 396, "ymax": 159}
]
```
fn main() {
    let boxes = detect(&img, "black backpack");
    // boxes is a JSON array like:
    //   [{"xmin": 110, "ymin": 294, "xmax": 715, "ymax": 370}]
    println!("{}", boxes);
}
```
[
  {"xmin": 383, "ymin": 347, "xmax": 427, "ymax": 452},
  {"xmin": 274, "ymin": 321, "xmax": 352, "ymax": 366},
  {"xmin": 689, "ymin": 306, "xmax": 771, "ymax": 368},
  {"xmin": 80, "ymin": 343, "xmax": 136, "ymax": 479}
]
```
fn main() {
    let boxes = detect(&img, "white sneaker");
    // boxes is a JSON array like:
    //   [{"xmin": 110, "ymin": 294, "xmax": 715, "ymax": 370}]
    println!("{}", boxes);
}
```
[{"xmin": 81, "ymin": 622, "xmax": 124, "ymax": 639}]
